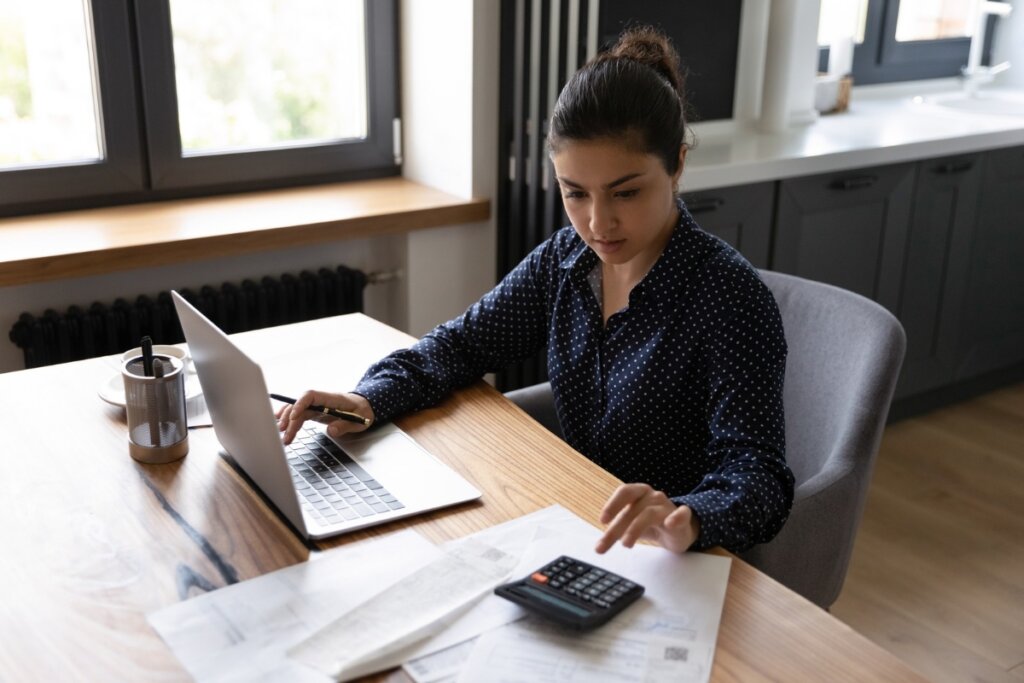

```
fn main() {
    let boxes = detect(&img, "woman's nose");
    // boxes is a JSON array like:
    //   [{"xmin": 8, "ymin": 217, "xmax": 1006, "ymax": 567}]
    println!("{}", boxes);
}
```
[{"xmin": 589, "ymin": 199, "xmax": 614, "ymax": 235}]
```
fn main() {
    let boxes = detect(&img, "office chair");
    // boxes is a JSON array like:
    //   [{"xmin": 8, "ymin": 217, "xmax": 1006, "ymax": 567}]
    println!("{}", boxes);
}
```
[{"xmin": 504, "ymin": 270, "xmax": 906, "ymax": 609}]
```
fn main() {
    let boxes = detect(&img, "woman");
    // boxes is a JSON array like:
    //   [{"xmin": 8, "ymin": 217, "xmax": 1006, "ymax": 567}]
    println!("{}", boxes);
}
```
[{"xmin": 279, "ymin": 26, "xmax": 794, "ymax": 556}]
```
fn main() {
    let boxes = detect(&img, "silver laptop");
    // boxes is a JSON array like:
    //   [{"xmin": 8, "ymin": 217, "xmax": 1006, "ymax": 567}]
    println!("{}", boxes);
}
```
[{"xmin": 171, "ymin": 291, "xmax": 481, "ymax": 540}]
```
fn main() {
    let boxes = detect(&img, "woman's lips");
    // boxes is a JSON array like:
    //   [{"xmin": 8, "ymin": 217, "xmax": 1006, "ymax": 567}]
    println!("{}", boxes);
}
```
[{"xmin": 593, "ymin": 239, "xmax": 624, "ymax": 254}]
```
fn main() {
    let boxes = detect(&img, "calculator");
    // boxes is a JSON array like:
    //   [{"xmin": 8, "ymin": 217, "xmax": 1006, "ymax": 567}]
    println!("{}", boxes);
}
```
[{"xmin": 494, "ymin": 555, "xmax": 644, "ymax": 630}]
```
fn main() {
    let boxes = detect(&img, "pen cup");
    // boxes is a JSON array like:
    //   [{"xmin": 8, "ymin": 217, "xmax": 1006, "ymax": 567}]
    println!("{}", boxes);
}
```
[{"xmin": 122, "ymin": 355, "xmax": 189, "ymax": 464}]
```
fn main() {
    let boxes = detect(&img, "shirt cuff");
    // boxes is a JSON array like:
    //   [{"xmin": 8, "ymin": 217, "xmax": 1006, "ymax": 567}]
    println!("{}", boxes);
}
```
[
  {"xmin": 352, "ymin": 378, "xmax": 408, "ymax": 425},
  {"xmin": 672, "ymin": 491, "xmax": 725, "ymax": 552}
]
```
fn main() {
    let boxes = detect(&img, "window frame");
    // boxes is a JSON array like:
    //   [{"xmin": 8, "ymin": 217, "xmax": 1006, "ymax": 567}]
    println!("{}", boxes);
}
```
[
  {"xmin": 134, "ymin": 0, "xmax": 399, "ymax": 190},
  {"xmin": 0, "ymin": 0, "xmax": 399, "ymax": 216},
  {"xmin": 820, "ymin": 0, "xmax": 1000, "ymax": 85},
  {"xmin": 0, "ymin": 0, "xmax": 145, "ymax": 209}
]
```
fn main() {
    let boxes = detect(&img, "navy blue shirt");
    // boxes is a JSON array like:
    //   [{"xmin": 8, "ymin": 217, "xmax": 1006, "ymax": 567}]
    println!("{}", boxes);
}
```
[{"xmin": 355, "ymin": 206, "xmax": 794, "ymax": 552}]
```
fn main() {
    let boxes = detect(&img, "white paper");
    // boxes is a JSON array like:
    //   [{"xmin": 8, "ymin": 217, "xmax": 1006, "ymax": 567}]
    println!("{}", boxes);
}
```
[
  {"xmin": 147, "ymin": 530, "xmax": 442, "ymax": 682},
  {"xmin": 401, "ymin": 638, "xmax": 476, "ymax": 683},
  {"xmin": 453, "ymin": 522, "xmax": 731, "ymax": 683},
  {"xmin": 456, "ymin": 609, "xmax": 710, "ymax": 683},
  {"xmin": 149, "ymin": 505, "xmax": 730, "ymax": 683},
  {"xmin": 287, "ymin": 538, "xmax": 519, "ymax": 681}
]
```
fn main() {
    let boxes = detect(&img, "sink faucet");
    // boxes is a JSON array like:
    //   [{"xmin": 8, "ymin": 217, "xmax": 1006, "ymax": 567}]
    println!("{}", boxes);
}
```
[{"xmin": 962, "ymin": 0, "xmax": 1013, "ymax": 96}]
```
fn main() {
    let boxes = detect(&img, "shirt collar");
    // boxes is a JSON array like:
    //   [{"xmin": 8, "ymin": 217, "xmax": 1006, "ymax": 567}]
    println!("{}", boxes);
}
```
[
  {"xmin": 559, "ymin": 232, "xmax": 598, "ymax": 275},
  {"xmin": 557, "ymin": 199, "xmax": 700, "ymax": 293}
]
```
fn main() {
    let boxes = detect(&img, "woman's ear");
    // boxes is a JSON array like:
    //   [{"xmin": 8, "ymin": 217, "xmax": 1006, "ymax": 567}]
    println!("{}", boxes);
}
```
[{"xmin": 672, "ymin": 146, "xmax": 687, "ymax": 188}]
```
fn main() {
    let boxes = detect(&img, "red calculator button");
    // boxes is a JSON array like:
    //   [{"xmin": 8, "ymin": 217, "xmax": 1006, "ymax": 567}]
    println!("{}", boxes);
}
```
[{"xmin": 530, "ymin": 572, "xmax": 549, "ymax": 584}]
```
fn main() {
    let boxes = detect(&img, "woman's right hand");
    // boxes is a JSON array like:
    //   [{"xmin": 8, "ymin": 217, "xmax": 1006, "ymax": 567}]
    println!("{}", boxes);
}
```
[{"xmin": 277, "ymin": 390, "xmax": 375, "ymax": 444}]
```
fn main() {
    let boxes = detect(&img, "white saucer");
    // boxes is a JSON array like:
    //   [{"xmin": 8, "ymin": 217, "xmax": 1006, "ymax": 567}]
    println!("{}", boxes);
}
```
[{"xmin": 98, "ymin": 372, "xmax": 204, "ymax": 408}]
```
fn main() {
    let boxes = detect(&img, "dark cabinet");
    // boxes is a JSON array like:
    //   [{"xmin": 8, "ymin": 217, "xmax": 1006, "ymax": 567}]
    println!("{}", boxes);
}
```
[
  {"xmin": 682, "ymin": 182, "xmax": 774, "ymax": 268},
  {"xmin": 895, "ymin": 154, "xmax": 982, "ymax": 398},
  {"xmin": 767, "ymin": 148, "xmax": 1024, "ymax": 403},
  {"xmin": 956, "ymin": 145, "xmax": 1024, "ymax": 380},
  {"xmin": 773, "ymin": 164, "xmax": 915, "ymax": 313}
]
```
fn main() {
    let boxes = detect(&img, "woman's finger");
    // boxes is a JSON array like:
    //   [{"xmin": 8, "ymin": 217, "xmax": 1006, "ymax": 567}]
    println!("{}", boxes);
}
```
[
  {"xmin": 596, "ymin": 484, "xmax": 658, "ymax": 553},
  {"xmin": 598, "ymin": 483, "xmax": 652, "ymax": 524},
  {"xmin": 619, "ymin": 504, "xmax": 671, "ymax": 548}
]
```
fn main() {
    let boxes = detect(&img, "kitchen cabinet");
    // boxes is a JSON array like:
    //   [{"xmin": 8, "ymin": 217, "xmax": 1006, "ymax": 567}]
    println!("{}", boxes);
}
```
[
  {"xmin": 772, "ymin": 164, "xmax": 915, "ymax": 313},
  {"xmin": 768, "ymin": 149, "xmax": 1024, "ymax": 403},
  {"xmin": 895, "ymin": 153, "xmax": 982, "ymax": 398},
  {"xmin": 956, "ymin": 145, "xmax": 1024, "ymax": 380},
  {"xmin": 683, "ymin": 182, "xmax": 774, "ymax": 268}
]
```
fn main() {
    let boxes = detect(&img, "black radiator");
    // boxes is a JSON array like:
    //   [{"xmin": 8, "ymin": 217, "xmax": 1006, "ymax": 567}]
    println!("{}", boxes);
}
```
[{"xmin": 9, "ymin": 265, "xmax": 367, "ymax": 369}]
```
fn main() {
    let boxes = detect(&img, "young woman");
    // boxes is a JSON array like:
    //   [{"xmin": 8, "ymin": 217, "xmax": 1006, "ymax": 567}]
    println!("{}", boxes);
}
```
[{"xmin": 279, "ymin": 27, "xmax": 794, "ymax": 556}]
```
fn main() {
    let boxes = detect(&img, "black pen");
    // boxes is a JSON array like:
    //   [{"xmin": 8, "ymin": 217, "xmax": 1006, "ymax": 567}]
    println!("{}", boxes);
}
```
[{"xmin": 269, "ymin": 393, "xmax": 371, "ymax": 427}]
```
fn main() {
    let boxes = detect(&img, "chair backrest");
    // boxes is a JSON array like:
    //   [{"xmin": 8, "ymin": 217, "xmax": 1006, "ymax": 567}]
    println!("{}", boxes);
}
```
[
  {"xmin": 504, "ymin": 270, "xmax": 906, "ymax": 608},
  {"xmin": 740, "ymin": 270, "xmax": 906, "ymax": 608}
]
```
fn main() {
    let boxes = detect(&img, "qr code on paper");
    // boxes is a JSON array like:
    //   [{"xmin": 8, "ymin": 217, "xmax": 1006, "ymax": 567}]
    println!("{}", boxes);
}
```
[{"xmin": 663, "ymin": 646, "xmax": 689, "ymax": 662}]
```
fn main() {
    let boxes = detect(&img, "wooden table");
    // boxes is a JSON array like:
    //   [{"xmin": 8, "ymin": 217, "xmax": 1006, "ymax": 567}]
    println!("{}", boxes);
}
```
[{"xmin": 0, "ymin": 314, "xmax": 929, "ymax": 682}]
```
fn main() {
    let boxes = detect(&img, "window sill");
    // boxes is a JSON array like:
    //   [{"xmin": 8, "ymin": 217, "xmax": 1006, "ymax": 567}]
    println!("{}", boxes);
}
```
[{"xmin": 0, "ymin": 178, "xmax": 490, "ymax": 287}]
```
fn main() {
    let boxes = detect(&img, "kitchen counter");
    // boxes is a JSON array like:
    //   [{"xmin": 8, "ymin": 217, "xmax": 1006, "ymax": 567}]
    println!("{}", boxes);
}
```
[{"xmin": 683, "ymin": 80, "xmax": 1024, "ymax": 192}]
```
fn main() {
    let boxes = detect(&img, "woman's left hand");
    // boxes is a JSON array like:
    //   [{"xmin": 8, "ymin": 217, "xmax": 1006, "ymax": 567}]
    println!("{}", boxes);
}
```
[{"xmin": 595, "ymin": 483, "xmax": 700, "ymax": 554}]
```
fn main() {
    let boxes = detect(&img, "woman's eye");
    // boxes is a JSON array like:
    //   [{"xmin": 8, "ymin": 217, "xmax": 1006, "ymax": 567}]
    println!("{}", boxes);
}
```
[
  {"xmin": 615, "ymin": 189, "xmax": 639, "ymax": 199},
  {"xmin": 562, "ymin": 190, "xmax": 586, "ymax": 200}
]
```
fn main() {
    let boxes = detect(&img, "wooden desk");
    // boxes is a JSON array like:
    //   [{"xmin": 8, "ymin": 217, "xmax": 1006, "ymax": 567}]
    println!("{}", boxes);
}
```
[{"xmin": 0, "ymin": 314, "xmax": 928, "ymax": 682}]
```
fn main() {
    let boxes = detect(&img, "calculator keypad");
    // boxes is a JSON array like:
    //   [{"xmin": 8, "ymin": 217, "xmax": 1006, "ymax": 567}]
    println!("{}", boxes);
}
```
[
  {"xmin": 531, "ymin": 556, "xmax": 638, "ymax": 610},
  {"xmin": 495, "ymin": 555, "xmax": 644, "ymax": 629}
]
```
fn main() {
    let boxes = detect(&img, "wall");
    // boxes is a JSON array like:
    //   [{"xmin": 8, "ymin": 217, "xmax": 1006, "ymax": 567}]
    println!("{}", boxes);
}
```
[
  {"xmin": 992, "ymin": 2, "xmax": 1024, "ymax": 88},
  {"xmin": 0, "ymin": 0, "xmax": 500, "ymax": 374},
  {"xmin": 401, "ymin": 0, "xmax": 498, "ymax": 336}
]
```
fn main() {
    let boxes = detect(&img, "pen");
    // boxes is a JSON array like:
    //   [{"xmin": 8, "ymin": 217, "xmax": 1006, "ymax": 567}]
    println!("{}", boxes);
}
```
[
  {"xmin": 269, "ymin": 393, "xmax": 372, "ymax": 427},
  {"xmin": 141, "ymin": 335, "xmax": 154, "ymax": 377}
]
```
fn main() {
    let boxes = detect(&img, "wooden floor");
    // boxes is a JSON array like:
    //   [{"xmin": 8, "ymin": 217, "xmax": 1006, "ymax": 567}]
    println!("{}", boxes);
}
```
[{"xmin": 831, "ymin": 382, "xmax": 1024, "ymax": 683}]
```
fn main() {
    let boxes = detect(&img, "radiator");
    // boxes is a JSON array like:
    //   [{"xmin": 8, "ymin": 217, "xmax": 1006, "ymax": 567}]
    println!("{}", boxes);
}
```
[{"xmin": 9, "ymin": 265, "xmax": 370, "ymax": 369}]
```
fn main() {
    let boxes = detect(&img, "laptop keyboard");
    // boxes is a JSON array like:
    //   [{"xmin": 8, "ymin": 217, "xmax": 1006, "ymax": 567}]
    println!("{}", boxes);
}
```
[{"xmin": 286, "ymin": 427, "xmax": 405, "ymax": 526}]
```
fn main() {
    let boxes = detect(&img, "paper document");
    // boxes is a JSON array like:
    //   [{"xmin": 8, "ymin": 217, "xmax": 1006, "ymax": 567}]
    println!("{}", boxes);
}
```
[
  {"xmin": 149, "ymin": 505, "xmax": 730, "ymax": 683},
  {"xmin": 457, "ymin": 608, "xmax": 710, "ymax": 683},
  {"xmin": 402, "ymin": 640, "xmax": 476, "ymax": 683},
  {"xmin": 287, "ymin": 538, "xmax": 518, "ymax": 681},
  {"xmin": 147, "ymin": 529, "xmax": 443, "ymax": 682},
  {"xmin": 451, "ymin": 519, "xmax": 732, "ymax": 683}
]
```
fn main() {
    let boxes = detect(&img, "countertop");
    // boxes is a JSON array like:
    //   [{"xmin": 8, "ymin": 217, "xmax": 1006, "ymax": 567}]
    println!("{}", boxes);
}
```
[{"xmin": 682, "ymin": 80, "xmax": 1024, "ymax": 192}]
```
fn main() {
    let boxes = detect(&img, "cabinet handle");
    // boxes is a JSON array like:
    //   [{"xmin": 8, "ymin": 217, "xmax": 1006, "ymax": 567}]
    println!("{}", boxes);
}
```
[
  {"xmin": 829, "ymin": 174, "xmax": 878, "ymax": 190},
  {"xmin": 933, "ymin": 160, "xmax": 974, "ymax": 175},
  {"xmin": 686, "ymin": 197, "xmax": 725, "ymax": 213}
]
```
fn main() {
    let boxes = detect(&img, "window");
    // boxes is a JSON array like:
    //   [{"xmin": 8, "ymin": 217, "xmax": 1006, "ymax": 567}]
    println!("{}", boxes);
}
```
[
  {"xmin": 818, "ymin": 0, "xmax": 1004, "ymax": 85},
  {"xmin": 0, "ymin": 0, "xmax": 398, "ymax": 216},
  {"xmin": 0, "ymin": 2, "xmax": 102, "ymax": 168}
]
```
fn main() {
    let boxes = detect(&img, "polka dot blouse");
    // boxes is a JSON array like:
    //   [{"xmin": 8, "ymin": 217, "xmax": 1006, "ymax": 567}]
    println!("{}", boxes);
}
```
[{"xmin": 355, "ymin": 204, "xmax": 795, "ymax": 553}]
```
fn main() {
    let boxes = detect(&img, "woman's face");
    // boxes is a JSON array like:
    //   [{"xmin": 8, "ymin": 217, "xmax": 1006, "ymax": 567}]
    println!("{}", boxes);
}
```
[{"xmin": 551, "ymin": 138, "xmax": 684, "ymax": 272}]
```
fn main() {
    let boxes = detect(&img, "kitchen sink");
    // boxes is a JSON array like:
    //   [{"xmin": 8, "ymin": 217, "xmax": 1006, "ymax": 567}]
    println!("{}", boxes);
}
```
[{"xmin": 920, "ymin": 89, "xmax": 1024, "ymax": 117}]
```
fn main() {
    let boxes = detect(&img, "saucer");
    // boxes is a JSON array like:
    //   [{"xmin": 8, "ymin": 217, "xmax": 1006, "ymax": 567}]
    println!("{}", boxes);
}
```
[{"xmin": 98, "ymin": 372, "xmax": 204, "ymax": 407}]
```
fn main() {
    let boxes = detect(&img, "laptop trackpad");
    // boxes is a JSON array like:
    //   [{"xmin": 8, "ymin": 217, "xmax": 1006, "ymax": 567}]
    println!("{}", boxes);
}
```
[{"xmin": 335, "ymin": 426, "xmax": 469, "ymax": 506}]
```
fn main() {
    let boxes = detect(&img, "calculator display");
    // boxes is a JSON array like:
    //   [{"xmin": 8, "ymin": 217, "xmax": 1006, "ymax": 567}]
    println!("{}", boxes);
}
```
[{"xmin": 514, "ymin": 584, "xmax": 591, "ymax": 618}]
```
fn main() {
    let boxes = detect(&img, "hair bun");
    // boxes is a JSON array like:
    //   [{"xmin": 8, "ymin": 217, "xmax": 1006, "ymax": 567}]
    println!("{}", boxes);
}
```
[{"xmin": 606, "ymin": 26, "xmax": 684, "ymax": 96}]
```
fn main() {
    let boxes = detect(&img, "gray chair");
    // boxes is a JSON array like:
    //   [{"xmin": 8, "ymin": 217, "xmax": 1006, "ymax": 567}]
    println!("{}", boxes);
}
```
[{"xmin": 504, "ymin": 270, "xmax": 906, "ymax": 609}]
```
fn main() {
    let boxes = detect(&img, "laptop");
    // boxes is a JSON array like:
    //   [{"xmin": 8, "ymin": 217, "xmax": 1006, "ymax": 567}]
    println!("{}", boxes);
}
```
[{"xmin": 171, "ymin": 291, "xmax": 481, "ymax": 540}]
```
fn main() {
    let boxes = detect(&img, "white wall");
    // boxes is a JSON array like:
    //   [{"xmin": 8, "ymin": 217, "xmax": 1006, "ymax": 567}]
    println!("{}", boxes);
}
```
[
  {"xmin": 992, "ymin": 1, "xmax": 1024, "ymax": 88},
  {"xmin": 401, "ymin": 0, "xmax": 498, "ymax": 335},
  {"xmin": 0, "ymin": 0, "xmax": 500, "ymax": 373}
]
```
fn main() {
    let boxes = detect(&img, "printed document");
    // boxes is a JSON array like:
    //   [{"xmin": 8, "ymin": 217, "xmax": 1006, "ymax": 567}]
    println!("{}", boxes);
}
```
[
  {"xmin": 148, "ymin": 505, "xmax": 730, "ymax": 682},
  {"xmin": 286, "ymin": 538, "xmax": 519, "ymax": 680}
]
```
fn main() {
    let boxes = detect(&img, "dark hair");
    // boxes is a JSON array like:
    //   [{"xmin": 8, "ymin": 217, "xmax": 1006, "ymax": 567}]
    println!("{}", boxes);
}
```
[{"xmin": 548, "ymin": 26, "xmax": 689, "ymax": 175}]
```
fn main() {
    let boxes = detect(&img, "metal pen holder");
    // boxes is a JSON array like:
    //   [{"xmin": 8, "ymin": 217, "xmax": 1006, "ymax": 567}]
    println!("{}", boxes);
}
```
[{"xmin": 122, "ymin": 355, "xmax": 189, "ymax": 464}]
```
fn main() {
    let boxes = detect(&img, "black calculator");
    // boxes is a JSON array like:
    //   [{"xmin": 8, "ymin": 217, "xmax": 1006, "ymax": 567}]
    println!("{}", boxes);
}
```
[{"xmin": 494, "ymin": 555, "xmax": 644, "ymax": 630}]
